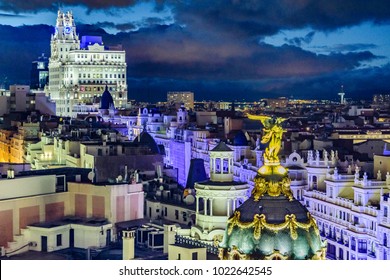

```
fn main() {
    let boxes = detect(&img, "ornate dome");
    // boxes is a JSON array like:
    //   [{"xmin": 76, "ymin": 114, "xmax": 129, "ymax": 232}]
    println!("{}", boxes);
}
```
[
  {"xmin": 100, "ymin": 85, "xmax": 114, "ymax": 110},
  {"xmin": 219, "ymin": 192, "xmax": 324, "ymax": 259},
  {"xmin": 218, "ymin": 115, "xmax": 326, "ymax": 260}
]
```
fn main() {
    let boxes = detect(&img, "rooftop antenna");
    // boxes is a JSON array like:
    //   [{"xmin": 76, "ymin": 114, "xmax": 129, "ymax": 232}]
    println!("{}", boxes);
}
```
[{"xmin": 338, "ymin": 85, "xmax": 345, "ymax": 104}]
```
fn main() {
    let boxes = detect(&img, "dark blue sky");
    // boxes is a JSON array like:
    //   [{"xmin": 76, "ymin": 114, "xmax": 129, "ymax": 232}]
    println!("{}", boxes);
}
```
[{"xmin": 0, "ymin": 0, "xmax": 390, "ymax": 102}]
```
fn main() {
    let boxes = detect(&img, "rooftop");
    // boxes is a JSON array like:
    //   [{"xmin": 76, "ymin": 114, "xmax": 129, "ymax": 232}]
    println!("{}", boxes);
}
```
[{"xmin": 29, "ymin": 216, "xmax": 109, "ymax": 228}]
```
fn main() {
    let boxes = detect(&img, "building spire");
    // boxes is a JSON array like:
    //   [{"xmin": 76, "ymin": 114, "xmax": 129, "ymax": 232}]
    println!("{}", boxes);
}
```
[{"xmin": 338, "ymin": 85, "xmax": 345, "ymax": 104}]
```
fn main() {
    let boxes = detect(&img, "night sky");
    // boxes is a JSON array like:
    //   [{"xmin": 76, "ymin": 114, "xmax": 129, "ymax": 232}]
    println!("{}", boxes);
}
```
[{"xmin": 0, "ymin": 1, "xmax": 390, "ymax": 102}]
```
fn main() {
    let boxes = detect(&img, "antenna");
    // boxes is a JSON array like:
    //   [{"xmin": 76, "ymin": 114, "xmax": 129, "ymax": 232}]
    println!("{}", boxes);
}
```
[{"xmin": 338, "ymin": 85, "xmax": 345, "ymax": 104}]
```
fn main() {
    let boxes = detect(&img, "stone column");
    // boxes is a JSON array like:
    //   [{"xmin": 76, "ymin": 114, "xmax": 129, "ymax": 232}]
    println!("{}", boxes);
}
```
[
  {"xmin": 204, "ymin": 198, "xmax": 208, "ymax": 215},
  {"xmin": 196, "ymin": 196, "xmax": 199, "ymax": 213}
]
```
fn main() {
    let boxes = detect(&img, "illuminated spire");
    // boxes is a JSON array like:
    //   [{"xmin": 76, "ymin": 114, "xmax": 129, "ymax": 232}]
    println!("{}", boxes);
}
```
[{"xmin": 338, "ymin": 85, "xmax": 345, "ymax": 104}]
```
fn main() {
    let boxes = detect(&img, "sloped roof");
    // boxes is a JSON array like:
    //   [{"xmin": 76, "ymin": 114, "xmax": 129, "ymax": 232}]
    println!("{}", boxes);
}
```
[
  {"xmin": 100, "ymin": 85, "xmax": 114, "ymax": 110},
  {"xmin": 211, "ymin": 141, "xmax": 232, "ymax": 152}
]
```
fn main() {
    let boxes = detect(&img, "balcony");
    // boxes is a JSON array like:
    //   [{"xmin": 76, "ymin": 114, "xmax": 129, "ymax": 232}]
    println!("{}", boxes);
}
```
[
  {"xmin": 290, "ymin": 179, "xmax": 306, "ymax": 186},
  {"xmin": 196, "ymin": 214, "xmax": 228, "ymax": 231},
  {"xmin": 348, "ymin": 224, "xmax": 367, "ymax": 234}
]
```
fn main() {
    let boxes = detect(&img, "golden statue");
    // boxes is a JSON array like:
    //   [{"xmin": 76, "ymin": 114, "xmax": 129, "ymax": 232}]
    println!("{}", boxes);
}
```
[
  {"xmin": 218, "ymin": 113, "xmax": 326, "ymax": 260},
  {"xmin": 246, "ymin": 114, "xmax": 292, "ymax": 199},
  {"xmin": 247, "ymin": 114, "xmax": 287, "ymax": 165}
]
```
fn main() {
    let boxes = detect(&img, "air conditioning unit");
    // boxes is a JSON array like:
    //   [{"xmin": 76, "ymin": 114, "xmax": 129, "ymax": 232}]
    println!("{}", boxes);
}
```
[{"xmin": 29, "ymin": 241, "xmax": 37, "ymax": 247}]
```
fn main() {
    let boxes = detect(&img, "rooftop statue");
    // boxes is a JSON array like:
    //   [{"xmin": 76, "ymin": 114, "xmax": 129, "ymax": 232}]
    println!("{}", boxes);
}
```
[{"xmin": 247, "ymin": 114, "xmax": 287, "ymax": 165}]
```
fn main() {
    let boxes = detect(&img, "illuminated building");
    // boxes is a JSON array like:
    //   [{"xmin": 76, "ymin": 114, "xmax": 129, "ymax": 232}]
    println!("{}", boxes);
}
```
[
  {"xmin": 48, "ymin": 10, "xmax": 127, "ymax": 117},
  {"xmin": 262, "ymin": 97, "xmax": 288, "ymax": 109},
  {"xmin": 0, "ymin": 168, "xmax": 144, "ymax": 257},
  {"xmin": 0, "ymin": 121, "xmax": 40, "ymax": 164},
  {"xmin": 167, "ymin": 91, "xmax": 194, "ymax": 110},
  {"xmin": 7, "ymin": 85, "xmax": 55, "ymax": 115},
  {"xmin": 304, "ymin": 149, "xmax": 390, "ymax": 260},
  {"xmin": 189, "ymin": 141, "xmax": 249, "ymax": 241},
  {"xmin": 0, "ymin": 129, "xmax": 14, "ymax": 163},
  {"xmin": 30, "ymin": 53, "xmax": 49, "ymax": 90},
  {"xmin": 219, "ymin": 115, "xmax": 326, "ymax": 260},
  {"xmin": 373, "ymin": 94, "xmax": 390, "ymax": 108}
]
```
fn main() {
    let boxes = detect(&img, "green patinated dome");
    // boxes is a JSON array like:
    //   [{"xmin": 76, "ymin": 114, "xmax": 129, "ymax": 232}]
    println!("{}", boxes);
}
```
[{"xmin": 218, "ymin": 194, "xmax": 325, "ymax": 260}]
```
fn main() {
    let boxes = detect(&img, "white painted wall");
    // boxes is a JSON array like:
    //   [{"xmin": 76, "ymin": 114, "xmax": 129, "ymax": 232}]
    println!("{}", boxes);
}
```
[{"xmin": 0, "ymin": 175, "xmax": 56, "ymax": 200}]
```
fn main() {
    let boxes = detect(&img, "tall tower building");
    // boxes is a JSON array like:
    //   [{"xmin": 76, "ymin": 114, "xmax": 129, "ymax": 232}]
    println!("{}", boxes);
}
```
[{"xmin": 48, "ymin": 10, "xmax": 127, "ymax": 117}]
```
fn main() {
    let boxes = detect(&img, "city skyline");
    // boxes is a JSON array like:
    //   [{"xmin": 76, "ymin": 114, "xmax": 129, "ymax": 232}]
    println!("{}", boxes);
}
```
[{"xmin": 0, "ymin": 1, "xmax": 390, "ymax": 102}]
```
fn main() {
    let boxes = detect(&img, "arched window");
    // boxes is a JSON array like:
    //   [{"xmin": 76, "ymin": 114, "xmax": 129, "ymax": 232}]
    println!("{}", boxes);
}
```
[{"xmin": 313, "ymin": 176, "xmax": 318, "ymax": 190}]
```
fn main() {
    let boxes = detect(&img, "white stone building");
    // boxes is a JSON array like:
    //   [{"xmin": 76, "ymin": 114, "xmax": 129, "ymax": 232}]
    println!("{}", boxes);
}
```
[
  {"xmin": 189, "ymin": 141, "xmax": 249, "ymax": 242},
  {"xmin": 304, "ymin": 151, "xmax": 390, "ymax": 260},
  {"xmin": 48, "ymin": 10, "xmax": 127, "ymax": 117}
]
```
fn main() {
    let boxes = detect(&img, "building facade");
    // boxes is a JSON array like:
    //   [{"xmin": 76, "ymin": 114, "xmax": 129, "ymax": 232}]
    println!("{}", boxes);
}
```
[
  {"xmin": 30, "ymin": 53, "xmax": 49, "ymax": 90},
  {"xmin": 167, "ymin": 91, "xmax": 194, "ymax": 110},
  {"xmin": 48, "ymin": 10, "xmax": 127, "ymax": 117}
]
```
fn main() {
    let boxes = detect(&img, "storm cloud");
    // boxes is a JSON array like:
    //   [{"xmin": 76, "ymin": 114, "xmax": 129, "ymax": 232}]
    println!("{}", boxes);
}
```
[{"xmin": 0, "ymin": 0, "xmax": 389, "ymax": 101}]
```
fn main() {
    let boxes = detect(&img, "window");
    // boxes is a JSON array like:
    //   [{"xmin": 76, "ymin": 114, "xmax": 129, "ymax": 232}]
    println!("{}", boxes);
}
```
[
  {"xmin": 175, "ymin": 210, "xmax": 179, "ymax": 220},
  {"xmin": 56, "ymin": 234, "xmax": 62, "ymax": 246},
  {"xmin": 357, "ymin": 194, "xmax": 362, "ymax": 206},
  {"xmin": 312, "ymin": 176, "xmax": 318, "ymax": 190},
  {"xmin": 351, "ymin": 237, "xmax": 356, "ymax": 251},
  {"xmin": 385, "ymin": 207, "xmax": 388, "ymax": 217},
  {"xmin": 192, "ymin": 252, "xmax": 198, "ymax": 260},
  {"xmin": 358, "ymin": 240, "xmax": 367, "ymax": 253}
]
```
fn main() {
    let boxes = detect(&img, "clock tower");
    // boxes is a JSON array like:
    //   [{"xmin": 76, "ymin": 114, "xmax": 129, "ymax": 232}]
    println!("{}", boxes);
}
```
[
  {"xmin": 51, "ymin": 10, "xmax": 79, "ymax": 62},
  {"xmin": 48, "ymin": 10, "xmax": 80, "ymax": 116},
  {"xmin": 47, "ymin": 10, "xmax": 128, "ymax": 117}
]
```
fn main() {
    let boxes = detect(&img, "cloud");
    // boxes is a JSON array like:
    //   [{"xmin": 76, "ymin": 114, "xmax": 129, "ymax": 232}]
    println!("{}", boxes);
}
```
[
  {"xmin": 114, "ymin": 23, "xmax": 379, "ymax": 81},
  {"xmin": 0, "ymin": 24, "xmax": 381, "ymax": 86},
  {"xmin": 96, "ymin": 21, "xmax": 136, "ymax": 32},
  {"xmin": 0, "ymin": 12, "xmax": 27, "ymax": 17},
  {"xmin": 285, "ymin": 31, "xmax": 315, "ymax": 47},
  {"xmin": 311, "ymin": 43, "xmax": 378, "ymax": 53},
  {"xmin": 95, "ymin": 17, "xmax": 171, "ymax": 32},
  {"xmin": 169, "ymin": 0, "xmax": 390, "ymax": 39},
  {"xmin": 0, "ymin": 0, "xmax": 389, "ymax": 104},
  {"xmin": 0, "ymin": 0, "xmax": 138, "ymax": 12},
  {"xmin": 2, "ymin": 1, "xmax": 390, "ymax": 36},
  {"xmin": 127, "ymin": 64, "xmax": 390, "ymax": 102}
]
